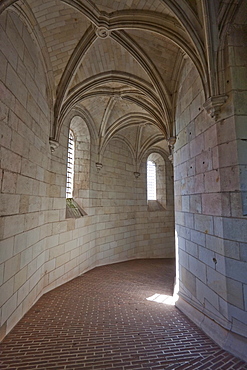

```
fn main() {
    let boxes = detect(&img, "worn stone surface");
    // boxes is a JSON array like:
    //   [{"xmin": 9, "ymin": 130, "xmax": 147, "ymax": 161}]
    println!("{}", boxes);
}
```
[
  {"xmin": 174, "ymin": 46, "xmax": 247, "ymax": 362},
  {"xmin": 0, "ymin": 0, "xmax": 247, "ymax": 364}
]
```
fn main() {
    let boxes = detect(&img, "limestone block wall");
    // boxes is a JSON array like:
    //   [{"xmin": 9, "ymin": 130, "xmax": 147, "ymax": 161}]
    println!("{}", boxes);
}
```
[
  {"xmin": 135, "ymin": 156, "xmax": 175, "ymax": 259},
  {"xmin": 93, "ymin": 140, "xmax": 175, "ymax": 265},
  {"xmin": 93, "ymin": 139, "xmax": 137, "ymax": 265},
  {"xmin": 0, "ymin": 9, "xmax": 53, "ymax": 339},
  {"xmin": 174, "ymin": 55, "xmax": 247, "ymax": 361},
  {"xmin": 227, "ymin": 18, "xmax": 247, "ymax": 215},
  {"xmin": 0, "ymin": 9, "xmax": 175, "ymax": 340}
]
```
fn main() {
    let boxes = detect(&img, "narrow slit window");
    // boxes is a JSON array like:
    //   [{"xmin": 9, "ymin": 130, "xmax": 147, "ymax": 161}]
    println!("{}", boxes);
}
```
[
  {"xmin": 66, "ymin": 129, "xmax": 75, "ymax": 198},
  {"xmin": 147, "ymin": 160, "xmax": 156, "ymax": 200}
]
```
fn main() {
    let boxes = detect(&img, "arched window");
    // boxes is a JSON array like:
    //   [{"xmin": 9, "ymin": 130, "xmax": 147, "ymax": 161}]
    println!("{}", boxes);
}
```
[
  {"xmin": 147, "ymin": 153, "xmax": 167, "ymax": 210},
  {"xmin": 65, "ymin": 119, "xmax": 89, "ymax": 218},
  {"xmin": 70, "ymin": 116, "xmax": 90, "ymax": 205},
  {"xmin": 66, "ymin": 129, "xmax": 75, "ymax": 199},
  {"xmin": 147, "ymin": 160, "xmax": 156, "ymax": 200}
]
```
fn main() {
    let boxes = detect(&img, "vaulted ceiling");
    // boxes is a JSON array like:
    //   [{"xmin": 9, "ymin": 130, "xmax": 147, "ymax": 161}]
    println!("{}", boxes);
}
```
[{"xmin": 1, "ymin": 0, "xmax": 242, "ymax": 162}]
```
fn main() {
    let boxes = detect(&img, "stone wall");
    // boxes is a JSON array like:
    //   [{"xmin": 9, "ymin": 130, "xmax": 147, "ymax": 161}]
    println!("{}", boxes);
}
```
[
  {"xmin": 174, "ymin": 50, "xmax": 247, "ymax": 360},
  {"xmin": 228, "ymin": 12, "xmax": 247, "ymax": 216},
  {"xmin": 1, "ymin": 2, "xmax": 246, "ymax": 362},
  {"xmin": 0, "ymin": 9, "xmax": 52, "ymax": 339},
  {"xmin": 135, "ymin": 153, "xmax": 175, "ymax": 259},
  {"xmin": 0, "ymin": 9, "xmax": 175, "ymax": 340}
]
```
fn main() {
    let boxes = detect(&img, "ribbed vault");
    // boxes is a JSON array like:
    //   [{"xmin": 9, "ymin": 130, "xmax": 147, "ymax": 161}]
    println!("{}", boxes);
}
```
[{"xmin": 1, "ymin": 0, "xmax": 243, "ymax": 163}]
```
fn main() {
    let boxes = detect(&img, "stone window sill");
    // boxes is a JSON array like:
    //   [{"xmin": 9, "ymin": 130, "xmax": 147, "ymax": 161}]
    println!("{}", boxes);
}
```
[
  {"xmin": 66, "ymin": 198, "xmax": 87, "ymax": 218},
  {"xmin": 147, "ymin": 200, "xmax": 166, "ymax": 212}
]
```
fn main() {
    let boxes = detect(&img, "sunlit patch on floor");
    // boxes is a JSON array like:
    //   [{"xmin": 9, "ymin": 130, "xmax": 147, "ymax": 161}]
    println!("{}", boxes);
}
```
[{"xmin": 146, "ymin": 293, "xmax": 178, "ymax": 305}]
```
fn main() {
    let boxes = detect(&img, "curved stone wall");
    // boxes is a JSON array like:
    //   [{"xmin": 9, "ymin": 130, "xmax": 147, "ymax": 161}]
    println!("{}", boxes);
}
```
[{"xmin": 0, "ymin": 9, "xmax": 175, "ymax": 340}]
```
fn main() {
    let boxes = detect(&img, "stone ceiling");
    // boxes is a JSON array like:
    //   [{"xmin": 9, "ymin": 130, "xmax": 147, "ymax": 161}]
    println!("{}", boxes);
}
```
[{"xmin": 1, "ymin": 0, "xmax": 237, "ymax": 161}]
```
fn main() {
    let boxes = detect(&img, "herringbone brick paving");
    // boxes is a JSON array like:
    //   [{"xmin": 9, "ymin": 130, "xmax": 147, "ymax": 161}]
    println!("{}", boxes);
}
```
[{"xmin": 0, "ymin": 259, "xmax": 246, "ymax": 369}]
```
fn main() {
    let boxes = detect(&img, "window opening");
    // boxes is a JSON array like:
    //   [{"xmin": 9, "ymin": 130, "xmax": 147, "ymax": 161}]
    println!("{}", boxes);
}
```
[
  {"xmin": 147, "ymin": 160, "xmax": 156, "ymax": 200},
  {"xmin": 66, "ymin": 129, "xmax": 75, "ymax": 198}
]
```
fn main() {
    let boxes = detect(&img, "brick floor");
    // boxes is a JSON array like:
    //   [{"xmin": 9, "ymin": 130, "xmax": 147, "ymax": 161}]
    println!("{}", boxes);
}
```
[{"xmin": 1, "ymin": 259, "xmax": 247, "ymax": 369}]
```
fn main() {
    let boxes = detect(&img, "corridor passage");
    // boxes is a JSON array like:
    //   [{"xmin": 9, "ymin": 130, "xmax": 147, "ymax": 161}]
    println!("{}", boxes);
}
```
[{"xmin": 0, "ymin": 259, "xmax": 246, "ymax": 370}]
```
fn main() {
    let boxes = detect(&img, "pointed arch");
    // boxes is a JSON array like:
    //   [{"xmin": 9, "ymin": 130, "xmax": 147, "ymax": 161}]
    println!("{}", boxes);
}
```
[
  {"xmin": 102, "ymin": 134, "xmax": 136, "ymax": 166},
  {"xmin": 100, "ymin": 112, "xmax": 156, "ymax": 156},
  {"xmin": 8, "ymin": 2, "xmax": 55, "ymax": 129},
  {"xmin": 53, "ymin": 25, "xmax": 97, "ymax": 138},
  {"xmin": 56, "ymin": 72, "xmax": 166, "ymax": 139},
  {"xmin": 111, "ymin": 30, "xmax": 172, "ymax": 135},
  {"xmin": 58, "ymin": 106, "xmax": 98, "ymax": 145}
]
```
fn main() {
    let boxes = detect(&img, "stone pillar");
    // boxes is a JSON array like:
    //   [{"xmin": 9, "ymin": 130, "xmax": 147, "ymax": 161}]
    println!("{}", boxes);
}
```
[{"xmin": 174, "ymin": 51, "xmax": 247, "ymax": 361}]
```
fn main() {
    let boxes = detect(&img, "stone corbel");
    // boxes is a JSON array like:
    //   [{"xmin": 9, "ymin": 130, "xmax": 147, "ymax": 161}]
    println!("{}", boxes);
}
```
[
  {"xmin": 168, "ymin": 154, "xmax": 174, "ymax": 164},
  {"xmin": 49, "ymin": 138, "xmax": 59, "ymax": 152},
  {"xmin": 168, "ymin": 136, "xmax": 176, "ymax": 164},
  {"xmin": 168, "ymin": 136, "xmax": 176, "ymax": 149},
  {"xmin": 134, "ymin": 172, "xmax": 140, "ymax": 178},
  {"xmin": 203, "ymin": 94, "xmax": 228, "ymax": 121},
  {"xmin": 96, "ymin": 162, "xmax": 103, "ymax": 172}
]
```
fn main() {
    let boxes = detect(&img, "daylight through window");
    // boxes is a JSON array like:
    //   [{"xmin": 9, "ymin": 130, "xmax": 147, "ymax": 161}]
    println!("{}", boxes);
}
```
[
  {"xmin": 147, "ymin": 160, "xmax": 156, "ymax": 200},
  {"xmin": 66, "ymin": 129, "xmax": 75, "ymax": 198}
]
